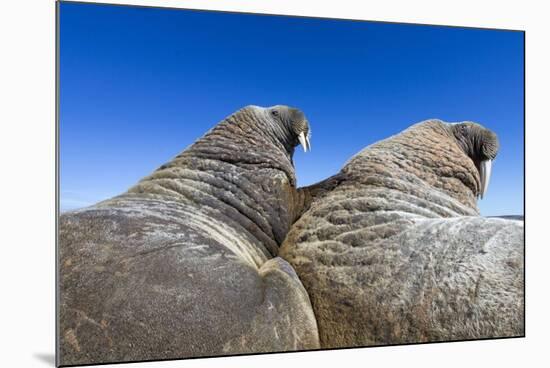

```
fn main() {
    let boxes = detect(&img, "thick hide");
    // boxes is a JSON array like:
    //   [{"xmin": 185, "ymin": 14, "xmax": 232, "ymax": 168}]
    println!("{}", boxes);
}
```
[
  {"xmin": 280, "ymin": 119, "xmax": 524, "ymax": 348},
  {"xmin": 59, "ymin": 106, "xmax": 319, "ymax": 365}
]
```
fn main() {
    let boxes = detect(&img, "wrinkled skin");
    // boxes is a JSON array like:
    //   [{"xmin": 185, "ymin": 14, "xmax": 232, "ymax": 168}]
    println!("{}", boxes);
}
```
[
  {"xmin": 59, "ymin": 106, "xmax": 319, "ymax": 366},
  {"xmin": 280, "ymin": 119, "xmax": 523, "ymax": 349}
]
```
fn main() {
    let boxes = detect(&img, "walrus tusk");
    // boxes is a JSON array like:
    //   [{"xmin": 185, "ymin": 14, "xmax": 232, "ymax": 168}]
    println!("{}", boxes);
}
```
[
  {"xmin": 479, "ymin": 159, "xmax": 492, "ymax": 199},
  {"xmin": 298, "ymin": 132, "xmax": 311, "ymax": 152}
]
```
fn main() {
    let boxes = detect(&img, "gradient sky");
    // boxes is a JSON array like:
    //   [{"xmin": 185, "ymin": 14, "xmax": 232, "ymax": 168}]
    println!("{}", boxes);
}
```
[{"xmin": 59, "ymin": 2, "xmax": 524, "ymax": 215}]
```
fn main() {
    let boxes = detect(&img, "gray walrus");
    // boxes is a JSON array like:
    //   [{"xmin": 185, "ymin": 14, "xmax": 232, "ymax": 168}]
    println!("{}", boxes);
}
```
[
  {"xmin": 58, "ymin": 105, "xmax": 318, "ymax": 366},
  {"xmin": 280, "ymin": 119, "xmax": 524, "ymax": 348}
]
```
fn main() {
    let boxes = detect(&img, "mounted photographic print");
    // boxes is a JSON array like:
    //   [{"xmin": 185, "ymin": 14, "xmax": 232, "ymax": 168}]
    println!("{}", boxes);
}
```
[{"xmin": 56, "ymin": 1, "xmax": 525, "ymax": 366}]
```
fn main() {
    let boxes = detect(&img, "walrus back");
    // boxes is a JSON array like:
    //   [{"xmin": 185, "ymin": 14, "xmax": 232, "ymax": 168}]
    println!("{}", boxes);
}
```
[
  {"xmin": 280, "ymin": 119, "xmax": 523, "ymax": 348},
  {"xmin": 58, "ymin": 106, "xmax": 320, "ymax": 365},
  {"xmin": 59, "ymin": 197, "xmax": 319, "ymax": 365}
]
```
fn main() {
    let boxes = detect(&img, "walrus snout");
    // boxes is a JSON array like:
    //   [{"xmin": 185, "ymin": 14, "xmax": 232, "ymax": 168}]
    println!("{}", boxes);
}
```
[
  {"xmin": 287, "ymin": 108, "xmax": 311, "ymax": 152},
  {"xmin": 480, "ymin": 128, "xmax": 499, "ymax": 160},
  {"xmin": 449, "ymin": 122, "xmax": 499, "ymax": 199}
]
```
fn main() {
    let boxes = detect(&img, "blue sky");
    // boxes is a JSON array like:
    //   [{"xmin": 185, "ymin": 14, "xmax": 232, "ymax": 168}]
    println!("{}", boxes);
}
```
[{"xmin": 59, "ymin": 2, "xmax": 524, "ymax": 215}]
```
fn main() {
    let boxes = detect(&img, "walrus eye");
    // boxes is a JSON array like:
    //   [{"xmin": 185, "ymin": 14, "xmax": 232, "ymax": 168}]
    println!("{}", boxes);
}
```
[{"xmin": 271, "ymin": 110, "xmax": 279, "ymax": 117}]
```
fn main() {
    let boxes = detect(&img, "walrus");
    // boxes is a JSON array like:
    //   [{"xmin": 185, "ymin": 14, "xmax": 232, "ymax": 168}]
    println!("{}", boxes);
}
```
[
  {"xmin": 58, "ymin": 105, "xmax": 318, "ymax": 366},
  {"xmin": 280, "ymin": 119, "xmax": 524, "ymax": 348}
]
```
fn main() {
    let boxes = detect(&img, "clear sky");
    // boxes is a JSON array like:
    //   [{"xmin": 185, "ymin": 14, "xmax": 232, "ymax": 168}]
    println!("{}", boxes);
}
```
[{"xmin": 59, "ymin": 2, "xmax": 524, "ymax": 216}]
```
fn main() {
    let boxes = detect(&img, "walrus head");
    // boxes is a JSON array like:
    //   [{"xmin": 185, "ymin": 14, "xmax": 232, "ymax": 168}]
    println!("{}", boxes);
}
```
[
  {"xmin": 449, "ymin": 122, "xmax": 499, "ymax": 199},
  {"xmin": 267, "ymin": 105, "xmax": 311, "ymax": 153}
]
